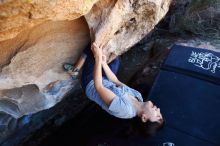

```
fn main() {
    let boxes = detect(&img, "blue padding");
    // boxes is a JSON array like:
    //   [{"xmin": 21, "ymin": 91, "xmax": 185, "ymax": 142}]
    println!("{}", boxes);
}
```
[
  {"xmin": 164, "ymin": 45, "xmax": 220, "ymax": 81},
  {"xmin": 148, "ymin": 70, "xmax": 220, "ymax": 146},
  {"xmin": 144, "ymin": 127, "xmax": 215, "ymax": 146}
]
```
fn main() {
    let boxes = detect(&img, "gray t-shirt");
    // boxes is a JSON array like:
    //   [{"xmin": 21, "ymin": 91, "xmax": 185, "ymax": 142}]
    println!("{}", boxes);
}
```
[{"xmin": 85, "ymin": 79, "xmax": 143, "ymax": 119}]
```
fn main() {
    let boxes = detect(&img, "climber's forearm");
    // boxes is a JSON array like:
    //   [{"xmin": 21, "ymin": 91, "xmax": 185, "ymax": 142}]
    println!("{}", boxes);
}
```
[
  {"xmin": 102, "ymin": 62, "xmax": 125, "ymax": 86},
  {"xmin": 93, "ymin": 55, "xmax": 116, "ymax": 106},
  {"xmin": 94, "ymin": 57, "xmax": 103, "ymax": 89},
  {"xmin": 102, "ymin": 63, "xmax": 118, "ymax": 83}
]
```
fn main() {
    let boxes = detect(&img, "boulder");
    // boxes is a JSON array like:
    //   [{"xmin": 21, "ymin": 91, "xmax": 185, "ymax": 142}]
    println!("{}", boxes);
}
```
[
  {"xmin": 0, "ymin": 17, "xmax": 90, "ymax": 119},
  {"xmin": 0, "ymin": 0, "xmax": 171, "ymax": 121},
  {"xmin": 0, "ymin": 0, "xmax": 98, "ymax": 41},
  {"xmin": 86, "ymin": 0, "xmax": 172, "ymax": 61}
]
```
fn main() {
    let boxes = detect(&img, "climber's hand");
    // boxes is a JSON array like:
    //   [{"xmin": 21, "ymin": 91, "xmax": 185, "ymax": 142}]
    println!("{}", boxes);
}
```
[{"xmin": 91, "ymin": 42, "xmax": 102, "ymax": 60}]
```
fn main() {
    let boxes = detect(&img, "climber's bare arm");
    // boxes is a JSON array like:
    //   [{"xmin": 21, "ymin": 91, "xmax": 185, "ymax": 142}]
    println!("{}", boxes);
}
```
[
  {"xmin": 102, "ymin": 55, "xmax": 125, "ymax": 86},
  {"xmin": 92, "ymin": 43, "xmax": 116, "ymax": 106}
]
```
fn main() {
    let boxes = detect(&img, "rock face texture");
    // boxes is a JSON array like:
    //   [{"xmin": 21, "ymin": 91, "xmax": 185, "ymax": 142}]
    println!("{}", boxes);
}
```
[
  {"xmin": 169, "ymin": 0, "xmax": 220, "ymax": 39},
  {"xmin": 86, "ymin": 0, "xmax": 172, "ymax": 61},
  {"xmin": 0, "ymin": 0, "xmax": 99, "ymax": 41},
  {"xmin": 0, "ymin": 0, "xmax": 171, "ymax": 123},
  {"xmin": 0, "ymin": 18, "xmax": 90, "ymax": 119}
]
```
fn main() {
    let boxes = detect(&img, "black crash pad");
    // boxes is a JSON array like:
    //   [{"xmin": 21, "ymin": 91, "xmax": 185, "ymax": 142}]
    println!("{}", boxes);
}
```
[{"xmin": 147, "ymin": 45, "xmax": 220, "ymax": 146}]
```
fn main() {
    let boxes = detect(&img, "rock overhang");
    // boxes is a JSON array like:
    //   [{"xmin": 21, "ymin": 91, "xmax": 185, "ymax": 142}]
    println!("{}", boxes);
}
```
[{"xmin": 0, "ymin": 0, "xmax": 172, "ymax": 119}]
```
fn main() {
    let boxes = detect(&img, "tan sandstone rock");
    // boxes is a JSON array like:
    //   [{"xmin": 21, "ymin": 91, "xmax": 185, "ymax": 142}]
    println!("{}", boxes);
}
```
[
  {"xmin": 0, "ymin": 17, "xmax": 90, "ymax": 118},
  {"xmin": 0, "ymin": 0, "xmax": 98, "ymax": 41},
  {"xmin": 0, "ymin": 0, "xmax": 171, "ymax": 119},
  {"xmin": 86, "ymin": 0, "xmax": 172, "ymax": 62}
]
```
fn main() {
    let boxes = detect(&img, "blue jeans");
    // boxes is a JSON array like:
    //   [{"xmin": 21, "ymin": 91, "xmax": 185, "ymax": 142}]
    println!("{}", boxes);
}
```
[{"xmin": 81, "ymin": 45, "xmax": 120, "ymax": 91}]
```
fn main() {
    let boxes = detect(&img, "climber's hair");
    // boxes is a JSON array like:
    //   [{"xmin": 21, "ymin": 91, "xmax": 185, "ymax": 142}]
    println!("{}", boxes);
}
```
[{"xmin": 128, "ymin": 117, "xmax": 165, "ymax": 137}]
